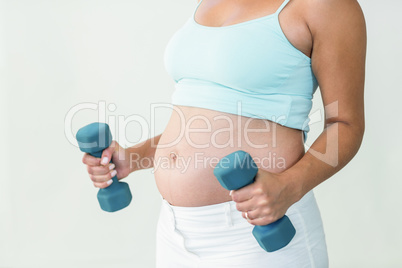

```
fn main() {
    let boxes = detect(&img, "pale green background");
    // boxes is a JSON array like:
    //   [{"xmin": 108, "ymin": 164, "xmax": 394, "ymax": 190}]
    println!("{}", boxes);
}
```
[{"xmin": 1, "ymin": 0, "xmax": 401, "ymax": 267}]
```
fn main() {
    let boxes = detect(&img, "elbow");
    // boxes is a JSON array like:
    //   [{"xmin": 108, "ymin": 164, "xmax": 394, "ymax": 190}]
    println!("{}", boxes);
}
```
[
  {"xmin": 356, "ymin": 122, "xmax": 365, "ymax": 151},
  {"xmin": 351, "ymin": 117, "xmax": 365, "ymax": 150},
  {"xmin": 326, "ymin": 118, "xmax": 365, "ymax": 151}
]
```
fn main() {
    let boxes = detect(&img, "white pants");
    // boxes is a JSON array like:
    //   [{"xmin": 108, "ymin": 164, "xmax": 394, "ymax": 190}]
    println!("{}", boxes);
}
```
[{"xmin": 156, "ymin": 191, "xmax": 328, "ymax": 268}]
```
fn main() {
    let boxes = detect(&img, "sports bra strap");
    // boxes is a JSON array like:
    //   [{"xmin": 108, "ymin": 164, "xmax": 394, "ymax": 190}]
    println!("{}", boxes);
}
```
[
  {"xmin": 193, "ymin": 0, "xmax": 203, "ymax": 18},
  {"xmin": 275, "ymin": 0, "xmax": 291, "ymax": 15},
  {"xmin": 195, "ymin": 0, "xmax": 291, "ymax": 17}
]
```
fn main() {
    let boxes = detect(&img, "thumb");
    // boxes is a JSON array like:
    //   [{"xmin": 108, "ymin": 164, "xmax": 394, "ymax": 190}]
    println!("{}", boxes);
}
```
[{"xmin": 100, "ymin": 140, "xmax": 117, "ymax": 166}]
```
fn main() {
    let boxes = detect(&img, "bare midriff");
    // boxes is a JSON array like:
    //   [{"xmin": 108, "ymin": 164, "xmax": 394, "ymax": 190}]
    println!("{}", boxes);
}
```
[{"xmin": 153, "ymin": 105, "xmax": 305, "ymax": 207}]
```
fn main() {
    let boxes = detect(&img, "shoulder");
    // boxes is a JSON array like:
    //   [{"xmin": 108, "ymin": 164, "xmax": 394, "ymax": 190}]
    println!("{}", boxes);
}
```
[
  {"xmin": 302, "ymin": 0, "xmax": 366, "ymax": 125},
  {"xmin": 304, "ymin": 0, "xmax": 366, "ymax": 37}
]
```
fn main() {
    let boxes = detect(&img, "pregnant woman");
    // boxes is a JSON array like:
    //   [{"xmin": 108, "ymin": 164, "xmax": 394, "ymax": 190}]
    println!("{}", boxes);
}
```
[{"xmin": 82, "ymin": 0, "xmax": 366, "ymax": 267}]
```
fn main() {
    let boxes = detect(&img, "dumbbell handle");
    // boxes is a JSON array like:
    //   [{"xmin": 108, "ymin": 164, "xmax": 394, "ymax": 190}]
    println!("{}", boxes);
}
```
[
  {"xmin": 213, "ymin": 150, "xmax": 296, "ymax": 252},
  {"xmin": 76, "ymin": 122, "xmax": 132, "ymax": 212},
  {"xmin": 88, "ymin": 150, "xmax": 119, "ymax": 187}
]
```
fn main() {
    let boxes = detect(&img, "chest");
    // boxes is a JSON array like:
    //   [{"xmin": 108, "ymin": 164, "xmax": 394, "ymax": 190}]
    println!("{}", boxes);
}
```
[{"xmin": 194, "ymin": 0, "xmax": 311, "ymax": 59}]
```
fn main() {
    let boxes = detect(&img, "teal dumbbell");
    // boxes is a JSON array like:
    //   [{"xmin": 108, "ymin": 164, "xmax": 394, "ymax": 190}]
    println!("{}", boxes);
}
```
[
  {"xmin": 76, "ymin": 122, "xmax": 132, "ymax": 212},
  {"xmin": 213, "ymin": 150, "xmax": 296, "ymax": 252}
]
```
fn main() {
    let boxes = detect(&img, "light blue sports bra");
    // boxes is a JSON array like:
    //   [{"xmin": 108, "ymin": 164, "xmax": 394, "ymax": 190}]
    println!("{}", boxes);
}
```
[{"xmin": 164, "ymin": 0, "xmax": 318, "ymax": 142}]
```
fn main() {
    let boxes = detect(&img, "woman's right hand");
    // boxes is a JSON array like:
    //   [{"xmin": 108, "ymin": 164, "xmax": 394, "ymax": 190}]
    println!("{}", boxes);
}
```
[{"xmin": 81, "ymin": 140, "xmax": 132, "ymax": 188}]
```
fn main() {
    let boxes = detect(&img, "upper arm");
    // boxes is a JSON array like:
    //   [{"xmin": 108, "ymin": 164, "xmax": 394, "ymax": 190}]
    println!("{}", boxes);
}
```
[{"xmin": 307, "ymin": 0, "xmax": 367, "ymax": 132}]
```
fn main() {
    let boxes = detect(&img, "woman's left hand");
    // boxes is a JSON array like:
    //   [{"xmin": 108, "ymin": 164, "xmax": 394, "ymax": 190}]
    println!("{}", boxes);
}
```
[{"xmin": 230, "ymin": 169, "xmax": 302, "ymax": 226}]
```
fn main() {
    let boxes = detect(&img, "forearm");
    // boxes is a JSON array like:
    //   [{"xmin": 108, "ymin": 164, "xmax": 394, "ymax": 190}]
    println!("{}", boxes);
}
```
[
  {"xmin": 283, "ymin": 121, "xmax": 364, "ymax": 201},
  {"xmin": 126, "ymin": 134, "xmax": 162, "ymax": 172}
]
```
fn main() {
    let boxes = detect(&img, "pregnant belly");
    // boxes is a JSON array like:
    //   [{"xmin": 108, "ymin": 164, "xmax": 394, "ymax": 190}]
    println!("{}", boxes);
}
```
[{"xmin": 153, "ymin": 105, "xmax": 305, "ymax": 207}]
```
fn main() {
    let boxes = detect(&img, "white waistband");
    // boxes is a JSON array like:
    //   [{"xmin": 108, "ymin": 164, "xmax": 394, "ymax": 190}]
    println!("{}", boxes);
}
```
[{"xmin": 160, "ymin": 190, "xmax": 315, "ymax": 229}]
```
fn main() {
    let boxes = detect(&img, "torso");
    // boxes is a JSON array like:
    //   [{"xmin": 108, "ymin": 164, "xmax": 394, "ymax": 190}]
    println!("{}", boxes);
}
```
[
  {"xmin": 154, "ymin": 106, "xmax": 305, "ymax": 207},
  {"xmin": 154, "ymin": 0, "xmax": 312, "ymax": 207}
]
